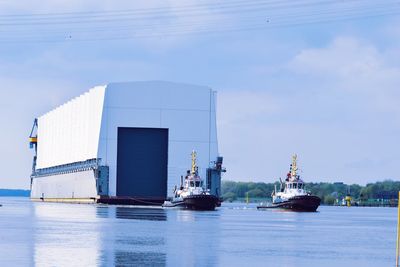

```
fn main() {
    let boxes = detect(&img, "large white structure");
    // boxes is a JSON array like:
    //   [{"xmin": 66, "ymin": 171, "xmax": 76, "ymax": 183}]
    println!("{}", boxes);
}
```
[{"xmin": 30, "ymin": 81, "xmax": 221, "ymax": 204}]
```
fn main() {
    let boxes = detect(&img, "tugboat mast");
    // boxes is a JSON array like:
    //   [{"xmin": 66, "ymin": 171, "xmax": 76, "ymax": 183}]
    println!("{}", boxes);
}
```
[
  {"xmin": 291, "ymin": 154, "xmax": 298, "ymax": 178},
  {"xmin": 191, "ymin": 150, "xmax": 198, "ymax": 175}
]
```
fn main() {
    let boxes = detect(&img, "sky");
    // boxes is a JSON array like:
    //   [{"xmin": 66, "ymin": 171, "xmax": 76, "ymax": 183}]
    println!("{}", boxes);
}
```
[{"xmin": 0, "ymin": 0, "xmax": 399, "ymax": 189}]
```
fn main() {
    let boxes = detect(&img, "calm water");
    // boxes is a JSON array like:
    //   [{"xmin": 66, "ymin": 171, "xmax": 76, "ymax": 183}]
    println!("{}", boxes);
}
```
[{"xmin": 0, "ymin": 197, "xmax": 396, "ymax": 267}]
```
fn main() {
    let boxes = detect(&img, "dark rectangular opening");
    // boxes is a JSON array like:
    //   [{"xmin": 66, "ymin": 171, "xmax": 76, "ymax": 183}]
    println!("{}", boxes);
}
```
[{"xmin": 116, "ymin": 127, "xmax": 168, "ymax": 199}]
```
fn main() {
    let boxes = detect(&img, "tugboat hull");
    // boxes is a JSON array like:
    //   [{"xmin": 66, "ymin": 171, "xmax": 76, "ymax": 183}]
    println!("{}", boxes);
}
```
[
  {"xmin": 162, "ymin": 200, "xmax": 185, "ymax": 208},
  {"xmin": 163, "ymin": 195, "xmax": 220, "ymax": 210},
  {"xmin": 258, "ymin": 195, "xmax": 321, "ymax": 212},
  {"xmin": 183, "ymin": 195, "xmax": 219, "ymax": 210}
]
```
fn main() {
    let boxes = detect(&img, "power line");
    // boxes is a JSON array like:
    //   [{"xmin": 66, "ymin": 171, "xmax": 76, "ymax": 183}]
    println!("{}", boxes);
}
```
[
  {"xmin": 0, "ymin": 0, "xmax": 395, "ymax": 24},
  {"xmin": 0, "ymin": 0, "xmax": 356, "ymax": 19},
  {"xmin": 0, "ymin": 0, "xmax": 398, "ymax": 43}
]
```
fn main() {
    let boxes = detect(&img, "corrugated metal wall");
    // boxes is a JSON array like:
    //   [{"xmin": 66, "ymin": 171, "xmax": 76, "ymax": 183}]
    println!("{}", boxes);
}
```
[{"xmin": 36, "ymin": 86, "xmax": 106, "ymax": 169}]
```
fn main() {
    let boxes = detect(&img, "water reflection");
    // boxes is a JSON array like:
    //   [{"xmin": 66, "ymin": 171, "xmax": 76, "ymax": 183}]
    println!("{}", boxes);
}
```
[
  {"xmin": 175, "ymin": 209, "xmax": 221, "ymax": 222},
  {"xmin": 96, "ymin": 206, "xmax": 109, "ymax": 218},
  {"xmin": 115, "ymin": 207, "xmax": 167, "ymax": 221},
  {"xmin": 33, "ymin": 202, "xmax": 101, "ymax": 267},
  {"xmin": 116, "ymin": 236, "xmax": 164, "ymax": 246},
  {"xmin": 114, "ymin": 251, "xmax": 166, "ymax": 267},
  {"xmin": 166, "ymin": 210, "xmax": 221, "ymax": 266},
  {"xmin": 30, "ymin": 202, "xmax": 219, "ymax": 267},
  {"xmin": 98, "ymin": 206, "xmax": 167, "ymax": 266},
  {"xmin": 2, "ymin": 199, "xmax": 396, "ymax": 267}
]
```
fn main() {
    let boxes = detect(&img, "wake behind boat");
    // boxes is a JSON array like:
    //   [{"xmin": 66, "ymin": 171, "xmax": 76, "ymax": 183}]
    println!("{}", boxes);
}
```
[
  {"xmin": 257, "ymin": 154, "xmax": 321, "ymax": 212},
  {"xmin": 162, "ymin": 151, "xmax": 220, "ymax": 211}
]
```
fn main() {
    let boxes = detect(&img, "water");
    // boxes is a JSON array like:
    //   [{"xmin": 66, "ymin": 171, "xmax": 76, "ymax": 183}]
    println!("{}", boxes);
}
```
[{"xmin": 0, "ymin": 197, "xmax": 396, "ymax": 267}]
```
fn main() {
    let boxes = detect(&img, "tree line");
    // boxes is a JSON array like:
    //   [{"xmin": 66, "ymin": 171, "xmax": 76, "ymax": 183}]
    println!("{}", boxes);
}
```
[{"xmin": 222, "ymin": 180, "xmax": 400, "ymax": 204}]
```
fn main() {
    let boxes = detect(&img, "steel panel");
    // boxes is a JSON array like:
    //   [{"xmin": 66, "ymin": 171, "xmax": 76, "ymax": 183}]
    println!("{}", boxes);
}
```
[{"xmin": 30, "ymin": 170, "xmax": 97, "ymax": 198}]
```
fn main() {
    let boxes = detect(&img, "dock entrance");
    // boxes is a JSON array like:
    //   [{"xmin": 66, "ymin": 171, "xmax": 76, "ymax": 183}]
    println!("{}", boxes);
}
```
[{"xmin": 116, "ymin": 127, "xmax": 168, "ymax": 201}]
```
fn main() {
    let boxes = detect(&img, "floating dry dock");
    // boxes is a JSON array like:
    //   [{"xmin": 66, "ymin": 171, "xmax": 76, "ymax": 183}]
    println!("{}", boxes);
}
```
[{"xmin": 29, "ymin": 81, "xmax": 224, "ymax": 205}]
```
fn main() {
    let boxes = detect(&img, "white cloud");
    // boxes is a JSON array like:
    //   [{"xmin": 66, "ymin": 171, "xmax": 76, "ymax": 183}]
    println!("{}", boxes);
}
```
[
  {"xmin": 218, "ymin": 90, "xmax": 280, "ymax": 126},
  {"xmin": 288, "ymin": 36, "xmax": 400, "ymax": 119},
  {"xmin": 216, "ymin": 36, "xmax": 400, "ymax": 184},
  {"xmin": 289, "ymin": 37, "xmax": 382, "ymax": 78}
]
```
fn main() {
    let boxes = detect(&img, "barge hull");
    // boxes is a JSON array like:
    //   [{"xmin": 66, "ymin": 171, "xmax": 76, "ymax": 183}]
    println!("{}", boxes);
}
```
[
  {"xmin": 31, "ymin": 168, "xmax": 165, "ymax": 206},
  {"xmin": 97, "ymin": 196, "xmax": 165, "ymax": 206},
  {"xmin": 30, "ymin": 170, "xmax": 98, "ymax": 200},
  {"xmin": 31, "ymin": 197, "xmax": 165, "ymax": 206},
  {"xmin": 30, "ymin": 198, "xmax": 97, "ymax": 204}
]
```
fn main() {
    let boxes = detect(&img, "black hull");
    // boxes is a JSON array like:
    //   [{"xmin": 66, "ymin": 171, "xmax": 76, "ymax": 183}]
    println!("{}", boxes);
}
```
[
  {"xmin": 183, "ymin": 195, "xmax": 219, "ymax": 210},
  {"xmin": 216, "ymin": 198, "xmax": 223, "ymax": 207},
  {"xmin": 163, "ymin": 195, "xmax": 219, "ymax": 210},
  {"xmin": 257, "ymin": 195, "xmax": 321, "ymax": 212}
]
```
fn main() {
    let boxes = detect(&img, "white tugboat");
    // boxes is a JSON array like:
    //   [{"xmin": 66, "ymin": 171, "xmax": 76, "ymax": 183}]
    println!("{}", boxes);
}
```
[
  {"xmin": 257, "ymin": 154, "xmax": 321, "ymax": 212},
  {"xmin": 162, "ymin": 151, "xmax": 220, "ymax": 210}
]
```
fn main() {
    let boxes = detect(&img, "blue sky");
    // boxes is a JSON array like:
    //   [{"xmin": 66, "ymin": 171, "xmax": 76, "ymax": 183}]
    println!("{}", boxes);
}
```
[{"xmin": 1, "ymin": 1, "xmax": 400, "ymax": 189}]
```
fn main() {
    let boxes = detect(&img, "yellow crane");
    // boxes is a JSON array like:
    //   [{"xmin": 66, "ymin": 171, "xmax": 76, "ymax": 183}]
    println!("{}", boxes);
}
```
[{"xmin": 28, "ymin": 119, "xmax": 38, "ymax": 174}]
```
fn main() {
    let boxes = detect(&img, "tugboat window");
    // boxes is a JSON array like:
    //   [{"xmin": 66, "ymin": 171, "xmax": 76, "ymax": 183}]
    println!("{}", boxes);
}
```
[
  {"xmin": 195, "ymin": 181, "xmax": 200, "ymax": 187},
  {"xmin": 293, "ymin": 183, "xmax": 297, "ymax": 189},
  {"xmin": 190, "ymin": 181, "xmax": 195, "ymax": 187}
]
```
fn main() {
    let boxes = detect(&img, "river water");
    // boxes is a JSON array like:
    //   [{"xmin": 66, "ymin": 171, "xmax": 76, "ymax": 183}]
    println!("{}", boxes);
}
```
[{"xmin": 0, "ymin": 197, "xmax": 396, "ymax": 267}]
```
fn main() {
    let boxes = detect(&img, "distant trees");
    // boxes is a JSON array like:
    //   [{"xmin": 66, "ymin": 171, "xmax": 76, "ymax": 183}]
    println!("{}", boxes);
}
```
[
  {"xmin": 221, "ymin": 181, "xmax": 278, "ymax": 201},
  {"xmin": 359, "ymin": 181, "xmax": 400, "ymax": 200},
  {"xmin": 222, "ymin": 192, "xmax": 237, "ymax": 202},
  {"xmin": 306, "ymin": 182, "xmax": 362, "ymax": 202},
  {"xmin": 323, "ymin": 195, "xmax": 336, "ymax": 205},
  {"xmin": 221, "ymin": 180, "xmax": 400, "ymax": 204}
]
